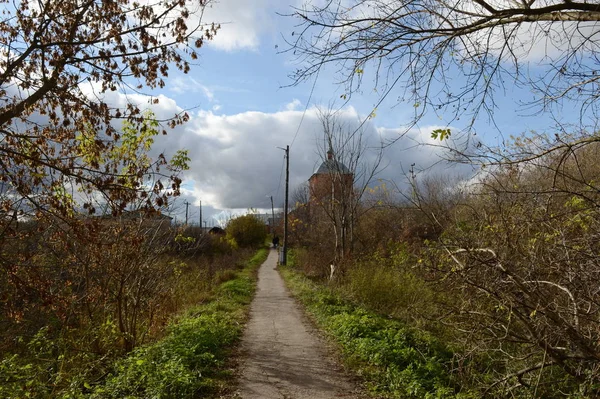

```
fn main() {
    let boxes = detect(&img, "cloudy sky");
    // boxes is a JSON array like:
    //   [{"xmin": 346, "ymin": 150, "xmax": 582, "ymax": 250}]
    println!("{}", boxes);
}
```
[{"xmin": 124, "ymin": 0, "xmax": 589, "ymax": 226}]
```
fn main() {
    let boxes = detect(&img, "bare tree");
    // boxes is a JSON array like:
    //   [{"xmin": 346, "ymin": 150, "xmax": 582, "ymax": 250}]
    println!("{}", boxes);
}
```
[
  {"xmin": 401, "ymin": 142, "xmax": 600, "ymax": 395},
  {"xmin": 292, "ymin": 181, "xmax": 310, "ymax": 207},
  {"xmin": 286, "ymin": 1, "xmax": 600, "ymax": 135},
  {"xmin": 309, "ymin": 108, "xmax": 383, "ymax": 265},
  {"xmin": 288, "ymin": 1, "xmax": 600, "ymax": 393}
]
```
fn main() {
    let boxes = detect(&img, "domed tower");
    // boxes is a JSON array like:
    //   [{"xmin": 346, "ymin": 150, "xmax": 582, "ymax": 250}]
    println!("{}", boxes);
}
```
[{"xmin": 308, "ymin": 148, "xmax": 354, "ymax": 205}]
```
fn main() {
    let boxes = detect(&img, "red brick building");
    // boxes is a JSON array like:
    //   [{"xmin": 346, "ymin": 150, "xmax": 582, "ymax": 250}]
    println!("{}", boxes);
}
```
[{"xmin": 308, "ymin": 149, "xmax": 354, "ymax": 205}]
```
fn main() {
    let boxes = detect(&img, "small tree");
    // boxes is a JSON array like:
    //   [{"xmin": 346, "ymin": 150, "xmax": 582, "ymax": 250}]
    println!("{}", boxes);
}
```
[
  {"xmin": 409, "ymin": 141, "xmax": 600, "ymax": 395},
  {"xmin": 0, "ymin": 113, "xmax": 190, "ymax": 349},
  {"xmin": 309, "ymin": 108, "xmax": 383, "ymax": 263},
  {"xmin": 226, "ymin": 214, "xmax": 267, "ymax": 248}
]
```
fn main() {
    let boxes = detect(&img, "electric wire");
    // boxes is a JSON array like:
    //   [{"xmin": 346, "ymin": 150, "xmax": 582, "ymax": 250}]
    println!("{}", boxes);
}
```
[
  {"xmin": 288, "ymin": 0, "xmax": 343, "ymax": 150},
  {"xmin": 290, "ymin": 65, "xmax": 321, "ymax": 148}
]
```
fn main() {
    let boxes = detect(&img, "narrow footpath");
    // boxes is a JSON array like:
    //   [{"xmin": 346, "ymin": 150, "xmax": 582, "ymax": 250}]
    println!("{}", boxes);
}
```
[{"xmin": 236, "ymin": 249, "xmax": 367, "ymax": 399}]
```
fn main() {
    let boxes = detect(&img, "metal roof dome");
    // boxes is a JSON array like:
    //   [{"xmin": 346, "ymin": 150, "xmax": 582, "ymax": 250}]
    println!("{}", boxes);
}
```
[
  {"xmin": 314, "ymin": 148, "xmax": 351, "ymax": 175},
  {"xmin": 314, "ymin": 159, "xmax": 351, "ymax": 174}
]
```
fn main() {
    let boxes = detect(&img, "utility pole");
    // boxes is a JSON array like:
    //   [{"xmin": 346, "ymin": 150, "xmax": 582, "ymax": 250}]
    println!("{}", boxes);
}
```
[
  {"xmin": 283, "ymin": 145, "xmax": 289, "ymax": 265},
  {"xmin": 184, "ymin": 200, "xmax": 189, "ymax": 225},
  {"xmin": 276, "ymin": 146, "xmax": 290, "ymax": 264},
  {"xmin": 270, "ymin": 195, "xmax": 275, "ymax": 234},
  {"xmin": 199, "ymin": 200, "xmax": 202, "ymax": 230}
]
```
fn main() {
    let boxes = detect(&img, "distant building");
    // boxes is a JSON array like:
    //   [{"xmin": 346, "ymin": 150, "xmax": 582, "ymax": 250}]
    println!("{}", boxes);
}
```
[
  {"xmin": 208, "ymin": 226, "xmax": 225, "ymax": 235},
  {"xmin": 308, "ymin": 149, "xmax": 354, "ymax": 205}
]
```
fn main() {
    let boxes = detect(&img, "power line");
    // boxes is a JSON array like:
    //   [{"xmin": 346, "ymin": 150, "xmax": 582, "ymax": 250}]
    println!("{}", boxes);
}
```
[
  {"xmin": 288, "ymin": 1, "xmax": 346, "ymax": 150},
  {"xmin": 340, "ymin": 72, "xmax": 406, "ymax": 151},
  {"xmin": 290, "ymin": 65, "xmax": 321, "ymax": 148}
]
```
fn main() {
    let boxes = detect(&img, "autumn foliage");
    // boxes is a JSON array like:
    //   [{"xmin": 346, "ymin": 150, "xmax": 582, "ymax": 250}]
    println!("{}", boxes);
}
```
[
  {"xmin": 290, "ymin": 136, "xmax": 600, "ymax": 396},
  {"xmin": 0, "ymin": 0, "xmax": 229, "ymax": 396},
  {"xmin": 0, "ymin": 0, "xmax": 217, "ymax": 219}
]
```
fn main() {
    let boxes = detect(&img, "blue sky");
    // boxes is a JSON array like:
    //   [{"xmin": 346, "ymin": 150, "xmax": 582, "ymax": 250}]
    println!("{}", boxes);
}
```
[{"xmin": 129, "ymin": 0, "xmax": 594, "ymax": 226}]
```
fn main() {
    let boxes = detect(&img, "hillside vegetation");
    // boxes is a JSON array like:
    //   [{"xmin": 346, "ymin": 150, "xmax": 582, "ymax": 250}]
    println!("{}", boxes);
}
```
[
  {"xmin": 287, "ymin": 139, "xmax": 600, "ymax": 398},
  {"xmin": 0, "ymin": 215, "xmax": 267, "ymax": 398}
]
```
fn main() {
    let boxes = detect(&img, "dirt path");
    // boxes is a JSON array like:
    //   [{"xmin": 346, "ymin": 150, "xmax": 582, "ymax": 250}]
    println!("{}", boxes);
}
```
[{"xmin": 236, "ymin": 249, "xmax": 367, "ymax": 399}]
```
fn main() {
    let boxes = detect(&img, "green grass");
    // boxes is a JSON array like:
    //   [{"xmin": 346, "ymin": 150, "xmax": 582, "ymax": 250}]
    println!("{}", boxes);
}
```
[
  {"xmin": 280, "ymin": 260, "xmax": 476, "ymax": 399},
  {"xmin": 89, "ymin": 247, "xmax": 269, "ymax": 399}
]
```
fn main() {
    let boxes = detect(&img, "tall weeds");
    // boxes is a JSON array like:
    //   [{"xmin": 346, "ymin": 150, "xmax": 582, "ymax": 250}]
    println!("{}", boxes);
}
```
[{"xmin": 0, "ymin": 220, "xmax": 256, "ymax": 398}]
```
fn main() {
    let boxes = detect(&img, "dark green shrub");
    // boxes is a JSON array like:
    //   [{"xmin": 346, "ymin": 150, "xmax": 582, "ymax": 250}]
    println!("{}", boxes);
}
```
[{"xmin": 225, "ymin": 214, "xmax": 267, "ymax": 248}]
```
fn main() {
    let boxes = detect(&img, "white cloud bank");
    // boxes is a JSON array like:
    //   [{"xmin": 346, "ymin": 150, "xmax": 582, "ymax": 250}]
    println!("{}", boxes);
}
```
[
  {"xmin": 152, "ymin": 104, "xmax": 474, "ymax": 211},
  {"xmin": 87, "ymin": 87, "xmax": 474, "ymax": 220},
  {"xmin": 202, "ymin": 0, "xmax": 280, "ymax": 51}
]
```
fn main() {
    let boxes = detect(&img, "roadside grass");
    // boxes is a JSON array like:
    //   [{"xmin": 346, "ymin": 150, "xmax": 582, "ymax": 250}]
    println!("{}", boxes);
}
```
[
  {"xmin": 280, "ymin": 254, "xmax": 476, "ymax": 399},
  {"xmin": 90, "ymin": 248, "xmax": 268, "ymax": 399}
]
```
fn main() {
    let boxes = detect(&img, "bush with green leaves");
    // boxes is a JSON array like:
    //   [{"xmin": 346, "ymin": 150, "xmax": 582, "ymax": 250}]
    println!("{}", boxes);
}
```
[
  {"xmin": 91, "ymin": 312, "xmax": 238, "ymax": 398},
  {"xmin": 225, "ymin": 214, "xmax": 267, "ymax": 248},
  {"xmin": 344, "ymin": 244, "xmax": 438, "ymax": 325},
  {"xmin": 0, "ymin": 249, "xmax": 268, "ymax": 399},
  {"xmin": 280, "ymin": 263, "xmax": 473, "ymax": 398},
  {"xmin": 90, "ymin": 248, "xmax": 267, "ymax": 398}
]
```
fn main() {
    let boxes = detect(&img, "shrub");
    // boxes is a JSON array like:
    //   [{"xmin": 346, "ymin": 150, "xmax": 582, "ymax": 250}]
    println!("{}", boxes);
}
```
[
  {"xmin": 348, "ymin": 265, "xmax": 435, "ymax": 321},
  {"xmin": 225, "ymin": 214, "xmax": 267, "ymax": 248},
  {"xmin": 90, "ymin": 248, "xmax": 268, "ymax": 399},
  {"xmin": 291, "ymin": 246, "xmax": 333, "ymax": 278},
  {"xmin": 280, "ymin": 266, "xmax": 467, "ymax": 398},
  {"xmin": 344, "ymin": 245, "xmax": 441, "ymax": 329},
  {"xmin": 92, "ymin": 312, "xmax": 238, "ymax": 399}
]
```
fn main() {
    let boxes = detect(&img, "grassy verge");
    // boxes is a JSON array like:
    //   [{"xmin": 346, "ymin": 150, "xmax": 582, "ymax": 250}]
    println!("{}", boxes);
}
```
[
  {"xmin": 90, "ymin": 248, "xmax": 268, "ymax": 399},
  {"xmin": 279, "ymin": 254, "xmax": 475, "ymax": 399}
]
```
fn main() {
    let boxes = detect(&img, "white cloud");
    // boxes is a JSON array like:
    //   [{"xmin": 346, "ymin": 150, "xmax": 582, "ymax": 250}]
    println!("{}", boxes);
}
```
[
  {"xmin": 200, "ymin": 85, "xmax": 215, "ymax": 102},
  {"xmin": 169, "ymin": 76, "xmax": 215, "ymax": 102},
  {"xmin": 202, "ymin": 0, "xmax": 278, "ymax": 51},
  {"xmin": 151, "ymin": 104, "xmax": 474, "ymax": 212},
  {"xmin": 74, "ymin": 86, "xmax": 474, "ymax": 219},
  {"xmin": 130, "ymin": 0, "xmax": 276, "ymax": 53},
  {"xmin": 285, "ymin": 99, "xmax": 302, "ymax": 111}
]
